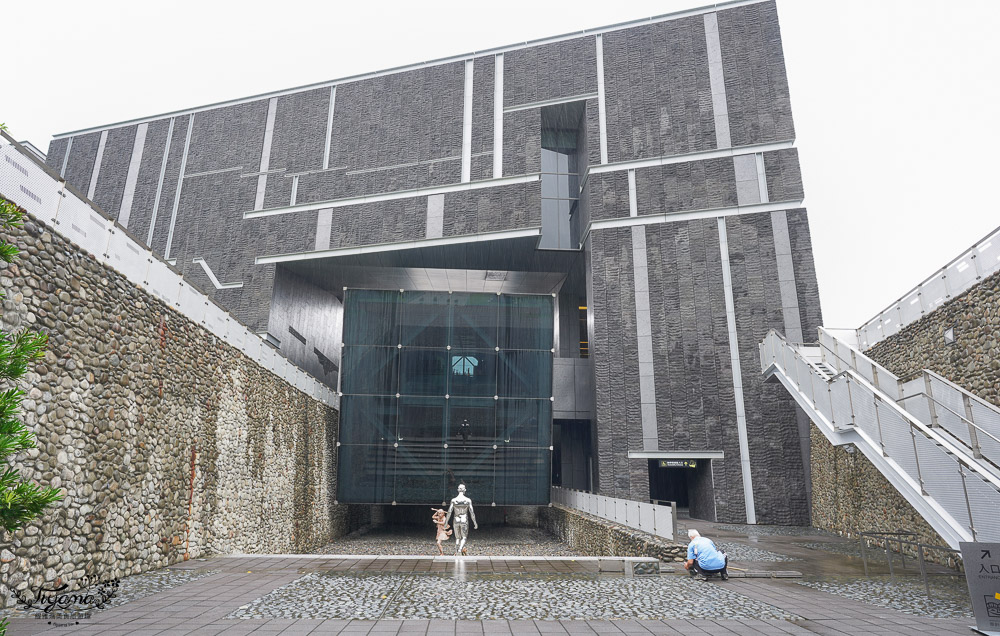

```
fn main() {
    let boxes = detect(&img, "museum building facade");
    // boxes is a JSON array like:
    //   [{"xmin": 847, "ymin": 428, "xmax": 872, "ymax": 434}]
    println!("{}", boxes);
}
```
[{"xmin": 45, "ymin": 0, "xmax": 820, "ymax": 524}]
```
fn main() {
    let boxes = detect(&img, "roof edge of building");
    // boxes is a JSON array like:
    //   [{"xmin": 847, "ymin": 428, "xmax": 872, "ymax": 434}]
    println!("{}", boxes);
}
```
[{"xmin": 51, "ymin": 0, "xmax": 768, "ymax": 140}]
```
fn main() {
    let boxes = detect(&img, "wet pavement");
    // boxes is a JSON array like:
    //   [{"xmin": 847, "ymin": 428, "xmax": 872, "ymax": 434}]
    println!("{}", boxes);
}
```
[
  {"xmin": 313, "ymin": 527, "xmax": 578, "ymax": 558},
  {"xmin": 0, "ymin": 520, "xmax": 978, "ymax": 635}
]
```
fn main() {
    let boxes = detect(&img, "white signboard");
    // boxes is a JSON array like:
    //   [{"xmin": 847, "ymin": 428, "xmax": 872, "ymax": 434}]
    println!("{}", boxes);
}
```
[{"xmin": 961, "ymin": 541, "xmax": 1000, "ymax": 635}]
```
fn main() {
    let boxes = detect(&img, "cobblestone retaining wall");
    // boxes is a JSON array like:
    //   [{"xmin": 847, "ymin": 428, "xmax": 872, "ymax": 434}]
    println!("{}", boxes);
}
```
[
  {"xmin": 866, "ymin": 270, "xmax": 1000, "ymax": 406},
  {"xmin": 0, "ymin": 212, "xmax": 345, "ymax": 609},
  {"xmin": 539, "ymin": 504, "xmax": 685, "ymax": 562},
  {"xmin": 810, "ymin": 425, "xmax": 950, "ymax": 559}
]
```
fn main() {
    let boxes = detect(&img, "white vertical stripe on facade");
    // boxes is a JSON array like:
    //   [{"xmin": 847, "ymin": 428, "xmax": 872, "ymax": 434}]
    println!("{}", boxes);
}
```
[
  {"xmin": 290, "ymin": 175, "xmax": 299, "ymax": 206},
  {"xmin": 255, "ymin": 97, "xmax": 278, "ymax": 211},
  {"xmin": 717, "ymin": 216, "xmax": 757, "ymax": 524},
  {"xmin": 323, "ymin": 86, "xmax": 337, "ymax": 170},
  {"xmin": 314, "ymin": 208, "xmax": 333, "ymax": 251},
  {"xmin": 426, "ymin": 194, "xmax": 445, "ymax": 239},
  {"xmin": 87, "ymin": 130, "xmax": 108, "ymax": 200},
  {"xmin": 627, "ymin": 170, "xmax": 638, "ymax": 217},
  {"xmin": 704, "ymin": 13, "xmax": 732, "ymax": 149},
  {"xmin": 164, "ymin": 114, "xmax": 194, "ymax": 261},
  {"xmin": 461, "ymin": 60, "xmax": 474, "ymax": 183},
  {"xmin": 59, "ymin": 137, "xmax": 72, "ymax": 178},
  {"xmin": 117, "ymin": 122, "xmax": 148, "ymax": 228},
  {"xmin": 147, "ymin": 117, "xmax": 175, "ymax": 247},
  {"xmin": 493, "ymin": 53, "xmax": 504, "ymax": 179},
  {"xmin": 595, "ymin": 34, "xmax": 609, "ymax": 164},
  {"xmin": 755, "ymin": 153, "xmax": 769, "ymax": 204},
  {"xmin": 631, "ymin": 221, "xmax": 658, "ymax": 451}
]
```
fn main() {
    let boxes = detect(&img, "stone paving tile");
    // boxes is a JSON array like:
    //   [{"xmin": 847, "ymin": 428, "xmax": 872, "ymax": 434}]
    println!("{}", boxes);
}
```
[{"xmin": 314, "ymin": 528, "xmax": 578, "ymax": 558}]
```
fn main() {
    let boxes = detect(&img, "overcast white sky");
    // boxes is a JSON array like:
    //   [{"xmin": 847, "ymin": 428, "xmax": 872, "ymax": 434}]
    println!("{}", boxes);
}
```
[{"xmin": 6, "ymin": 1, "xmax": 998, "ymax": 330}]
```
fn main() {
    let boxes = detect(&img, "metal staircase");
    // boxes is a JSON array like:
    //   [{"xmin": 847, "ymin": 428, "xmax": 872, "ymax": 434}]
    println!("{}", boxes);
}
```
[{"xmin": 760, "ymin": 327, "xmax": 1000, "ymax": 548}]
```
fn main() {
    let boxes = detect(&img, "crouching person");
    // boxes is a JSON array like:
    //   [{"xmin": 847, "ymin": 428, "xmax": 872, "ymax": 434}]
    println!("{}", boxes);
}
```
[{"xmin": 684, "ymin": 528, "xmax": 729, "ymax": 580}]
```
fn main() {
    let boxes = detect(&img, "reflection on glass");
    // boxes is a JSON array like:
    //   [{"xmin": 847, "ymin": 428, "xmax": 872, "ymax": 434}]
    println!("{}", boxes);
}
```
[{"xmin": 339, "ymin": 290, "xmax": 553, "ymax": 504}]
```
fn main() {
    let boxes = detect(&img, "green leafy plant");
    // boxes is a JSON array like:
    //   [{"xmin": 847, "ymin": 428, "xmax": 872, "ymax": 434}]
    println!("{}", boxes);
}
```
[{"xmin": 0, "ymin": 176, "xmax": 61, "ymax": 633}]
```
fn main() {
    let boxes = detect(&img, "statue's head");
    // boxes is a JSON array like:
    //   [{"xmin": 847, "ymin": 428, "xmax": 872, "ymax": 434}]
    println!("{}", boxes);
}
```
[{"xmin": 458, "ymin": 484, "xmax": 466, "ymax": 493}]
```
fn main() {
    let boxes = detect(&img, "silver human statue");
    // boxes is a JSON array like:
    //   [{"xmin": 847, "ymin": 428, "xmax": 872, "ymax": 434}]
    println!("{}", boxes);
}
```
[{"xmin": 444, "ymin": 484, "xmax": 478, "ymax": 555}]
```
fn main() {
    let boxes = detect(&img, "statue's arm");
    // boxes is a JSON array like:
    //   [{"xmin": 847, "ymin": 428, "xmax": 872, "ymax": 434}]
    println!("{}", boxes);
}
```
[
  {"xmin": 444, "ymin": 502, "xmax": 454, "ymax": 526},
  {"xmin": 469, "ymin": 502, "xmax": 477, "ymax": 529}
]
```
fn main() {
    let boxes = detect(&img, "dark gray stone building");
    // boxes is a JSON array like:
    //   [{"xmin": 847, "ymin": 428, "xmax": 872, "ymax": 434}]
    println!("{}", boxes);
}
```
[{"xmin": 45, "ymin": 0, "xmax": 819, "ymax": 524}]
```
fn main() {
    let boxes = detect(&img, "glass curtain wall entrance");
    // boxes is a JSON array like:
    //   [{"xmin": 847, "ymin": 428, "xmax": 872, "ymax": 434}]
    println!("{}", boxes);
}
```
[{"xmin": 337, "ymin": 290, "xmax": 554, "ymax": 505}]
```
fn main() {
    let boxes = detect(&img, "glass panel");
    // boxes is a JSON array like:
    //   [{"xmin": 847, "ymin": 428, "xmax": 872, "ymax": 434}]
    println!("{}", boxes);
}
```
[
  {"xmin": 500, "ymin": 295, "xmax": 553, "ymax": 350},
  {"xmin": 498, "ymin": 350, "xmax": 552, "ymax": 398},
  {"xmin": 400, "ymin": 291, "xmax": 450, "ymax": 347},
  {"xmin": 341, "ymin": 346, "xmax": 398, "ymax": 395},
  {"xmin": 343, "ymin": 289, "xmax": 399, "ymax": 345},
  {"xmin": 394, "ymin": 444, "xmax": 445, "ymax": 504},
  {"xmin": 498, "ymin": 399, "xmax": 551, "ymax": 447},
  {"xmin": 397, "ymin": 396, "xmax": 446, "ymax": 445},
  {"xmin": 447, "ymin": 397, "xmax": 497, "ymax": 446},
  {"xmin": 450, "ymin": 293, "xmax": 499, "ymax": 349},
  {"xmin": 445, "ymin": 446, "xmax": 495, "ymax": 505},
  {"xmin": 339, "ymin": 396, "xmax": 397, "ymax": 445},
  {"xmin": 399, "ymin": 348, "xmax": 448, "ymax": 396},
  {"xmin": 496, "ymin": 448, "xmax": 550, "ymax": 505},
  {"xmin": 336, "ymin": 443, "xmax": 394, "ymax": 503},
  {"xmin": 448, "ymin": 350, "xmax": 497, "ymax": 397}
]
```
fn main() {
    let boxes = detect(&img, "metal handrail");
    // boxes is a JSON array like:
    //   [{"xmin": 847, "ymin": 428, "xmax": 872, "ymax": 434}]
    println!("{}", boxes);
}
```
[
  {"xmin": 897, "ymin": 392, "xmax": 1000, "ymax": 448},
  {"xmin": 857, "ymin": 531, "xmax": 962, "ymax": 599},
  {"xmin": 857, "ymin": 223, "xmax": 1000, "ymax": 348},
  {"xmin": 762, "ymin": 329, "xmax": 1000, "ymax": 544}
]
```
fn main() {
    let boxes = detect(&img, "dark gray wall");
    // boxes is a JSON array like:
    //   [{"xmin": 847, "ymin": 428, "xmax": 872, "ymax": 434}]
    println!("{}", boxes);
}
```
[{"xmin": 47, "ymin": 0, "xmax": 819, "ymax": 522}]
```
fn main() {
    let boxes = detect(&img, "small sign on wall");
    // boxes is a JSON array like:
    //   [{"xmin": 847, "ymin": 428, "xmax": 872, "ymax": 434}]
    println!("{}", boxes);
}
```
[{"xmin": 658, "ymin": 460, "xmax": 697, "ymax": 469}]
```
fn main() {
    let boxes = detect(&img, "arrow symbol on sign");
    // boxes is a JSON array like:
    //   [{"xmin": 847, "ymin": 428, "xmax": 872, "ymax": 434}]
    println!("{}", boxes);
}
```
[{"xmin": 983, "ymin": 550, "xmax": 992, "ymax": 559}]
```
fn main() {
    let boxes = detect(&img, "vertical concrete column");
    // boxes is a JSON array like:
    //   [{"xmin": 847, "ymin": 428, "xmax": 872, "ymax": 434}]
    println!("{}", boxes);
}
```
[
  {"xmin": 704, "ymin": 12, "xmax": 732, "ymax": 149},
  {"xmin": 493, "ymin": 54, "xmax": 504, "ymax": 179},
  {"xmin": 147, "ymin": 117, "xmax": 175, "ymax": 247},
  {"xmin": 461, "ymin": 60, "xmax": 474, "ymax": 183},
  {"xmin": 255, "ymin": 97, "xmax": 278, "ymax": 211},
  {"xmin": 117, "ymin": 122, "xmax": 148, "ymax": 228},
  {"xmin": 164, "ymin": 114, "xmax": 194, "ymax": 261},
  {"xmin": 717, "ymin": 217, "xmax": 757, "ymax": 524},
  {"xmin": 595, "ymin": 34, "xmax": 609, "ymax": 164},
  {"xmin": 87, "ymin": 130, "xmax": 108, "ymax": 200}
]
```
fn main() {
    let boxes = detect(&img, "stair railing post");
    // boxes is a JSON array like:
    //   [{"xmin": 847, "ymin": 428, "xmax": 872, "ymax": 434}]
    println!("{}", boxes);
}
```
[
  {"xmin": 846, "ymin": 376, "xmax": 856, "ymax": 426},
  {"xmin": 860, "ymin": 535, "xmax": 869, "ymax": 576},
  {"xmin": 959, "ymin": 464, "xmax": 977, "ymax": 542},
  {"xmin": 924, "ymin": 372, "xmax": 940, "ymax": 428},
  {"xmin": 962, "ymin": 393, "xmax": 982, "ymax": 459},
  {"xmin": 917, "ymin": 544, "xmax": 931, "ymax": 599},
  {"xmin": 910, "ymin": 425, "xmax": 927, "ymax": 496},
  {"xmin": 885, "ymin": 538, "xmax": 894, "ymax": 578},
  {"xmin": 874, "ymin": 397, "xmax": 887, "ymax": 457}
]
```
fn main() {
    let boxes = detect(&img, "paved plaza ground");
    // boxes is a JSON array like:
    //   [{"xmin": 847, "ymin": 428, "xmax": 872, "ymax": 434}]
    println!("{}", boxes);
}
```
[{"xmin": 2, "ymin": 518, "xmax": 975, "ymax": 635}]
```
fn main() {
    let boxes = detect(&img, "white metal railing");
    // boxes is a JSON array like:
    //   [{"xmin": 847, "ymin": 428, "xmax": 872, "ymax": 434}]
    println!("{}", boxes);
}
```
[
  {"xmin": 0, "ymin": 133, "xmax": 337, "ymax": 408},
  {"xmin": 761, "ymin": 329, "xmax": 1000, "ymax": 548},
  {"xmin": 857, "ymin": 225, "xmax": 1000, "ymax": 349},
  {"xmin": 551, "ymin": 486, "xmax": 675, "ymax": 541},
  {"xmin": 817, "ymin": 328, "xmax": 1000, "ymax": 469}
]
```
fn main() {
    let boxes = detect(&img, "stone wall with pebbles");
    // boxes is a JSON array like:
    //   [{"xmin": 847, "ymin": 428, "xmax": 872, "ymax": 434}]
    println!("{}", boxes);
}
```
[
  {"xmin": 539, "ymin": 504, "xmax": 686, "ymax": 562},
  {"xmin": 866, "ymin": 270, "xmax": 1000, "ymax": 407},
  {"xmin": 0, "ymin": 210, "xmax": 346, "ymax": 609},
  {"xmin": 809, "ymin": 425, "xmax": 950, "ymax": 560}
]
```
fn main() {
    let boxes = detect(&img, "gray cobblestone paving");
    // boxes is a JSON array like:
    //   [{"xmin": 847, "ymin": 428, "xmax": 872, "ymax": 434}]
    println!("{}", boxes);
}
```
[
  {"xmin": 797, "ymin": 575, "xmax": 973, "ymax": 620},
  {"xmin": 225, "ymin": 571, "xmax": 800, "ymax": 621},
  {"xmin": 715, "ymin": 542, "xmax": 797, "ymax": 562}
]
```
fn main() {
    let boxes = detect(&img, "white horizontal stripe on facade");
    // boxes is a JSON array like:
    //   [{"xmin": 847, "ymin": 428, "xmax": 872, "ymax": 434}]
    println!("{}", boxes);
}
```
[
  {"xmin": 628, "ymin": 450, "xmax": 725, "ymax": 460},
  {"xmin": 53, "ymin": 0, "xmax": 768, "ymax": 140},
  {"xmin": 243, "ymin": 173, "xmax": 539, "ymax": 220},
  {"xmin": 587, "ymin": 199, "xmax": 805, "ymax": 234},
  {"xmin": 256, "ymin": 227, "xmax": 541, "ymax": 265},
  {"xmin": 504, "ymin": 93, "xmax": 599, "ymax": 113},
  {"xmin": 587, "ymin": 140, "xmax": 794, "ymax": 178}
]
